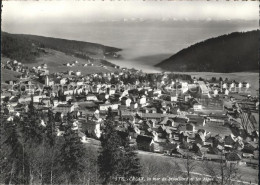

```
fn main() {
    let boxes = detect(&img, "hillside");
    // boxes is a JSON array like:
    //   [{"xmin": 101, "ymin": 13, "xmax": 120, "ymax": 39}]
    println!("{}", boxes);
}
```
[
  {"xmin": 1, "ymin": 68, "xmax": 21, "ymax": 83},
  {"xmin": 1, "ymin": 31, "xmax": 122, "ymax": 64},
  {"xmin": 155, "ymin": 30, "xmax": 259, "ymax": 73}
]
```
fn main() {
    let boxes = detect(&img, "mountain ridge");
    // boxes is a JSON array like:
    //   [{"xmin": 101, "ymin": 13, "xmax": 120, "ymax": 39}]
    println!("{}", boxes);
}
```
[
  {"xmin": 1, "ymin": 31, "xmax": 121, "ymax": 64},
  {"xmin": 155, "ymin": 30, "xmax": 259, "ymax": 73}
]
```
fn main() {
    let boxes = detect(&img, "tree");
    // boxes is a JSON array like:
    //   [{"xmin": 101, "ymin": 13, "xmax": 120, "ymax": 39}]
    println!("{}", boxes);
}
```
[
  {"xmin": 3, "ymin": 96, "xmax": 10, "ymax": 104},
  {"xmin": 120, "ymin": 138, "xmax": 141, "ymax": 183},
  {"xmin": 55, "ymin": 118, "xmax": 86, "ymax": 184},
  {"xmin": 211, "ymin": 77, "xmax": 216, "ymax": 82},
  {"xmin": 45, "ymin": 110, "xmax": 56, "ymax": 147},
  {"xmin": 182, "ymin": 152, "xmax": 197, "ymax": 185},
  {"xmin": 98, "ymin": 121, "xmax": 123, "ymax": 184},
  {"xmin": 202, "ymin": 151, "xmax": 240, "ymax": 185},
  {"xmin": 2, "ymin": 123, "xmax": 30, "ymax": 184},
  {"xmin": 98, "ymin": 120, "xmax": 141, "ymax": 184}
]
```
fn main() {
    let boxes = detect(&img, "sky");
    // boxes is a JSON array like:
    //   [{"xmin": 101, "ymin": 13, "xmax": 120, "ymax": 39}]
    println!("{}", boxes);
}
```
[{"xmin": 2, "ymin": 1, "xmax": 259, "ymax": 25}]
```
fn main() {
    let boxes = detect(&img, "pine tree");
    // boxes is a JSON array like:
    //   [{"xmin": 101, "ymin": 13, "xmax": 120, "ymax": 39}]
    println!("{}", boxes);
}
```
[
  {"xmin": 45, "ymin": 110, "xmax": 56, "ymax": 146},
  {"xmin": 98, "ymin": 120, "xmax": 141, "ymax": 184},
  {"xmin": 3, "ymin": 124, "xmax": 30, "ymax": 184},
  {"xmin": 55, "ymin": 115, "xmax": 86, "ymax": 184},
  {"xmin": 98, "ymin": 121, "xmax": 123, "ymax": 184},
  {"xmin": 122, "ymin": 138, "xmax": 141, "ymax": 182}
]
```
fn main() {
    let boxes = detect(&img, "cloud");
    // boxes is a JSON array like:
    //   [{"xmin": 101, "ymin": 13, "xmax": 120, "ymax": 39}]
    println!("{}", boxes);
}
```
[{"xmin": 2, "ymin": 0, "xmax": 259, "ymax": 25}]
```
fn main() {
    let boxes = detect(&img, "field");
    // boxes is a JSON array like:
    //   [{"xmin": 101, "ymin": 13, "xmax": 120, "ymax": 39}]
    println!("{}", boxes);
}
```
[
  {"xmin": 1, "ymin": 68, "xmax": 21, "ymax": 82},
  {"xmin": 138, "ymin": 151, "xmax": 259, "ymax": 184},
  {"xmin": 23, "ymin": 49, "xmax": 122, "ymax": 75}
]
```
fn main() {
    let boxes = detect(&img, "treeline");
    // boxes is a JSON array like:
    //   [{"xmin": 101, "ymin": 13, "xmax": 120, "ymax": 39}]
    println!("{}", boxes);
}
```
[
  {"xmin": 1, "ymin": 32, "xmax": 121, "ymax": 64},
  {"xmin": 0, "ymin": 103, "xmax": 141, "ymax": 184},
  {"xmin": 0, "ymin": 105, "xmax": 94, "ymax": 184},
  {"xmin": 156, "ymin": 30, "xmax": 259, "ymax": 72},
  {"xmin": 1, "ymin": 32, "xmax": 43, "ymax": 63}
]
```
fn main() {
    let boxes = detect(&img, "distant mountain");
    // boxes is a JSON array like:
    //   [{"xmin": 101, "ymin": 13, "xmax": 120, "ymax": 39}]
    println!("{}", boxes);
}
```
[
  {"xmin": 91, "ymin": 19, "xmax": 258, "ymax": 28},
  {"xmin": 155, "ymin": 30, "xmax": 259, "ymax": 73},
  {"xmin": 1, "ymin": 32, "xmax": 121, "ymax": 63}
]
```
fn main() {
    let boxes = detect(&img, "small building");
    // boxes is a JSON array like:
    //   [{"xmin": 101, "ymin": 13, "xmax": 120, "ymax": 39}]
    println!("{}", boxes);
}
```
[
  {"xmin": 60, "ymin": 78, "xmax": 67, "ymax": 85},
  {"xmin": 225, "ymin": 89, "xmax": 229, "ymax": 95},
  {"xmin": 86, "ymin": 94, "xmax": 98, "ymax": 101},
  {"xmin": 130, "ymin": 102, "xmax": 138, "ymax": 109},
  {"xmin": 197, "ymin": 81, "xmax": 209, "ymax": 95},
  {"xmin": 76, "ymin": 71, "xmax": 81, "ymax": 76},
  {"xmin": 54, "ymin": 104, "xmax": 75, "ymax": 113},
  {"xmin": 139, "ymin": 95, "xmax": 146, "ymax": 105},
  {"xmin": 193, "ymin": 103, "xmax": 202, "ymax": 111}
]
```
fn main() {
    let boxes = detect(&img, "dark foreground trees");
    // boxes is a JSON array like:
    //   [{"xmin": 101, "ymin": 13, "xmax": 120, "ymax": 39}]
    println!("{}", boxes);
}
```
[
  {"xmin": 0, "ymin": 110, "xmax": 92, "ymax": 184},
  {"xmin": 56, "ymin": 122, "xmax": 86, "ymax": 184},
  {"xmin": 98, "ymin": 120, "xmax": 141, "ymax": 184}
]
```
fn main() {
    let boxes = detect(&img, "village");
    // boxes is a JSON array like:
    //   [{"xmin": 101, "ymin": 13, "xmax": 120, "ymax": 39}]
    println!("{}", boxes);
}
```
[{"xmin": 1, "ymin": 59, "xmax": 259, "ymax": 171}]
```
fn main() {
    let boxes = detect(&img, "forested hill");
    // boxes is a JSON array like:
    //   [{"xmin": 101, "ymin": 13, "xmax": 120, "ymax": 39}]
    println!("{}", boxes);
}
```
[
  {"xmin": 155, "ymin": 30, "xmax": 259, "ymax": 73},
  {"xmin": 1, "ymin": 31, "xmax": 122, "ymax": 63}
]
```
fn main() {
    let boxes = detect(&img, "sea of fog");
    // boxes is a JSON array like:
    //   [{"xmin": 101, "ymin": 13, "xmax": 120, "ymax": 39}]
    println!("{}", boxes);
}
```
[
  {"xmin": 59, "ymin": 24, "xmax": 258, "ymax": 72},
  {"xmin": 5, "ymin": 22, "xmax": 258, "ymax": 72}
]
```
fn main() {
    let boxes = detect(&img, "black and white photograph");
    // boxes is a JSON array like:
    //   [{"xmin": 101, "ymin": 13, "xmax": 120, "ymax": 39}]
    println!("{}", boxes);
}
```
[{"xmin": 1, "ymin": 0, "xmax": 259, "ymax": 184}]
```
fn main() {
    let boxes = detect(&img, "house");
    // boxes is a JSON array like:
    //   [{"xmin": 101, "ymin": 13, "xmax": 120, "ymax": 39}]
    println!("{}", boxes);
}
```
[
  {"xmin": 186, "ymin": 123, "xmax": 196, "ymax": 132},
  {"xmin": 64, "ymin": 90, "xmax": 74, "ymax": 96},
  {"xmin": 197, "ymin": 81, "xmax": 209, "ymax": 95},
  {"xmin": 233, "ymin": 140, "xmax": 244, "ymax": 150},
  {"xmin": 225, "ymin": 89, "xmax": 229, "ymax": 95},
  {"xmin": 82, "ymin": 120, "xmax": 102, "ymax": 139},
  {"xmin": 139, "ymin": 95, "xmax": 146, "ymax": 105},
  {"xmin": 121, "ymin": 97, "xmax": 132, "ymax": 107},
  {"xmin": 86, "ymin": 94, "xmax": 98, "ymax": 101},
  {"xmin": 195, "ymin": 132, "xmax": 205, "ymax": 145},
  {"xmin": 193, "ymin": 103, "xmax": 202, "ymax": 111},
  {"xmin": 54, "ymin": 104, "xmax": 75, "ymax": 113},
  {"xmin": 108, "ymin": 88, "xmax": 116, "ymax": 95},
  {"xmin": 99, "ymin": 103, "xmax": 112, "ymax": 111},
  {"xmin": 18, "ymin": 96, "xmax": 31, "ymax": 104},
  {"xmin": 192, "ymin": 143, "xmax": 203, "ymax": 157},
  {"xmin": 225, "ymin": 152, "xmax": 242, "ymax": 164},
  {"xmin": 76, "ymin": 71, "xmax": 81, "ymax": 76},
  {"xmin": 242, "ymin": 142, "xmax": 256, "ymax": 154},
  {"xmin": 130, "ymin": 102, "xmax": 138, "ymax": 109},
  {"xmin": 40, "ymin": 98, "xmax": 52, "ymax": 107},
  {"xmin": 171, "ymin": 96, "xmax": 178, "ymax": 102},
  {"xmin": 224, "ymin": 134, "xmax": 236, "ymax": 147},
  {"xmin": 153, "ymin": 89, "xmax": 162, "ymax": 96},
  {"xmin": 151, "ymin": 142, "xmax": 176, "ymax": 153},
  {"xmin": 60, "ymin": 78, "xmax": 67, "ymax": 85},
  {"xmin": 42, "ymin": 63, "xmax": 47, "ymax": 69},
  {"xmin": 213, "ymin": 89, "xmax": 219, "ymax": 96},
  {"xmin": 181, "ymin": 82, "xmax": 189, "ymax": 93},
  {"xmin": 79, "ymin": 132, "xmax": 88, "ymax": 143}
]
